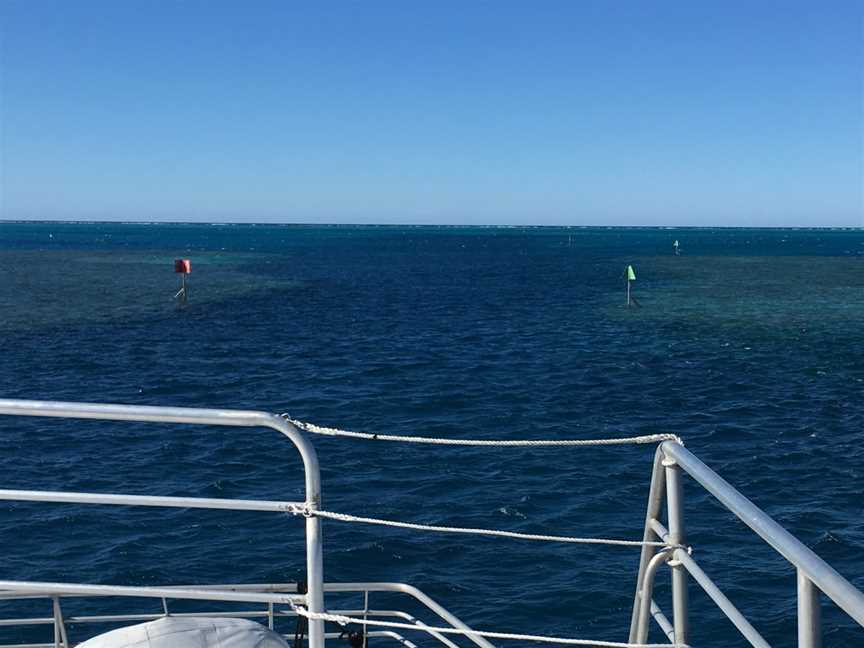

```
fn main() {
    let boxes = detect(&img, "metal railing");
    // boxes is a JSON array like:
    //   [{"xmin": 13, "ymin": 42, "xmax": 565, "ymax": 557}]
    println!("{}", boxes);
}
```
[
  {"xmin": 628, "ymin": 441, "xmax": 864, "ymax": 647},
  {"xmin": 0, "ymin": 399, "xmax": 328, "ymax": 648},
  {"xmin": 0, "ymin": 400, "xmax": 495, "ymax": 648},
  {"xmin": 0, "ymin": 581, "xmax": 486, "ymax": 648},
  {"xmin": 0, "ymin": 399, "xmax": 862, "ymax": 647}
]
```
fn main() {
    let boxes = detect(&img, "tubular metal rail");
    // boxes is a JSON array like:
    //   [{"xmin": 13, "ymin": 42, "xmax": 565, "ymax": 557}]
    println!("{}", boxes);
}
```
[
  {"xmin": 627, "ymin": 442, "xmax": 864, "ymax": 648},
  {"xmin": 0, "ymin": 398, "xmax": 861, "ymax": 647},
  {"xmin": 0, "ymin": 581, "xmax": 486, "ymax": 648},
  {"xmin": 0, "ymin": 399, "xmax": 329, "ymax": 648}
]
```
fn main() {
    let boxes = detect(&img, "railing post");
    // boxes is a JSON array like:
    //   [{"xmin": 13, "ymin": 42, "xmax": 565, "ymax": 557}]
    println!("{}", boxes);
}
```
[
  {"xmin": 635, "ymin": 550, "xmax": 671, "ymax": 643},
  {"xmin": 664, "ymin": 450, "xmax": 689, "ymax": 646},
  {"xmin": 52, "ymin": 597, "xmax": 69, "ymax": 648},
  {"xmin": 269, "ymin": 415, "xmax": 326, "ymax": 648},
  {"xmin": 53, "ymin": 604, "xmax": 59, "ymax": 648},
  {"xmin": 797, "ymin": 569, "xmax": 822, "ymax": 648},
  {"xmin": 363, "ymin": 590, "xmax": 370, "ymax": 646},
  {"xmin": 305, "ymin": 513, "xmax": 326, "ymax": 648},
  {"xmin": 628, "ymin": 447, "xmax": 667, "ymax": 642}
]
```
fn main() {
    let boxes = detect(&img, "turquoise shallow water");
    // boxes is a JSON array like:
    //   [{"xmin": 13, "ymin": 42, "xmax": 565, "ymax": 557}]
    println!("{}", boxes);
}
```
[{"xmin": 0, "ymin": 223, "xmax": 862, "ymax": 646}]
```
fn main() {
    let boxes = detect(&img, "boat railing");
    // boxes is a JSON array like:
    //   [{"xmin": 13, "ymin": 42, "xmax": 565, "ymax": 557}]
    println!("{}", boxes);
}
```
[
  {"xmin": 0, "ymin": 399, "xmax": 862, "ymax": 647},
  {"xmin": 0, "ymin": 581, "xmax": 481, "ymax": 648},
  {"xmin": 628, "ymin": 440, "xmax": 864, "ymax": 648},
  {"xmin": 0, "ymin": 399, "xmax": 328, "ymax": 648}
]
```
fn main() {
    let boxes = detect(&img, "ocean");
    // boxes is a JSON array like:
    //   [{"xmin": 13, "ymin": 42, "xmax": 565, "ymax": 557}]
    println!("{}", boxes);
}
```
[{"xmin": 0, "ymin": 222, "xmax": 862, "ymax": 646}]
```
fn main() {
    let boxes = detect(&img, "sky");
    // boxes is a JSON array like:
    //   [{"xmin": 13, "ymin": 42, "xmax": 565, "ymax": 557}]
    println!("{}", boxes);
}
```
[{"xmin": 0, "ymin": 1, "xmax": 862, "ymax": 226}]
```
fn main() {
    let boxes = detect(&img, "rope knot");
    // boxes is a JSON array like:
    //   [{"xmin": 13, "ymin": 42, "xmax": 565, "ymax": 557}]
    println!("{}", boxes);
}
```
[
  {"xmin": 663, "ymin": 543, "xmax": 692, "ymax": 555},
  {"xmin": 284, "ymin": 503, "xmax": 315, "ymax": 518}
]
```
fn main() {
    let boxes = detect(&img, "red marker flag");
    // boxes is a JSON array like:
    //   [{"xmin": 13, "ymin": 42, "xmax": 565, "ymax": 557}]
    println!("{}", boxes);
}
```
[{"xmin": 174, "ymin": 259, "xmax": 191, "ymax": 274}]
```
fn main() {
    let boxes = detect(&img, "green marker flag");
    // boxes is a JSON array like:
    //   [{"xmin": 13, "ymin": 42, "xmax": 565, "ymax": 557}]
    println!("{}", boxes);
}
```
[{"xmin": 627, "ymin": 265, "xmax": 636, "ymax": 281}]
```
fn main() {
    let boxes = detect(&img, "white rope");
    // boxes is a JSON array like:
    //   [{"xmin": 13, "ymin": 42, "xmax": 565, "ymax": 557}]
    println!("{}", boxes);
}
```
[
  {"xmin": 281, "ymin": 416, "xmax": 682, "ymax": 447},
  {"xmin": 283, "ymin": 505, "xmax": 669, "ymax": 549},
  {"xmin": 290, "ymin": 604, "xmax": 685, "ymax": 648},
  {"xmin": 277, "ymin": 415, "xmax": 677, "ymax": 548},
  {"xmin": 277, "ymin": 417, "xmax": 681, "ymax": 639}
]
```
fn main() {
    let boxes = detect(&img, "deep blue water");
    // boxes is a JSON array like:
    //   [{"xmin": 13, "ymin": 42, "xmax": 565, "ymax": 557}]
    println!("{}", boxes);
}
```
[{"xmin": 0, "ymin": 223, "xmax": 862, "ymax": 647}]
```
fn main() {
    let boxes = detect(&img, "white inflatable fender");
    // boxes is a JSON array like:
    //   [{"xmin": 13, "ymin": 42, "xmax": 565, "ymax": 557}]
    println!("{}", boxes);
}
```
[{"xmin": 76, "ymin": 616, "xmax": 290, "ymax": 648}]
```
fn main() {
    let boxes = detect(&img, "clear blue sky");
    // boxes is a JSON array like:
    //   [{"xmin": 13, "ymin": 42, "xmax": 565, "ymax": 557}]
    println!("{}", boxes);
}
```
[{"xmin": 1, "ymin": 1, "xmax": 862, "ymax": 226}]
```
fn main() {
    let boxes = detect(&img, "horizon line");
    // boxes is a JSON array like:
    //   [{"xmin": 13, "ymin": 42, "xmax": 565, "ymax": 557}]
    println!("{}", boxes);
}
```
[{"xmin": 0, "ymin": 219, "xmax": 862, "ymax": 231}]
